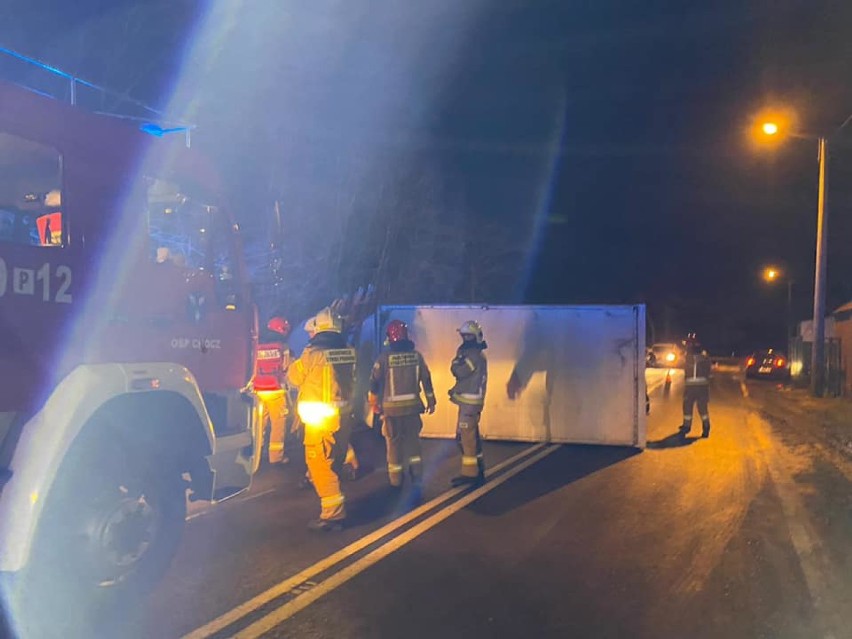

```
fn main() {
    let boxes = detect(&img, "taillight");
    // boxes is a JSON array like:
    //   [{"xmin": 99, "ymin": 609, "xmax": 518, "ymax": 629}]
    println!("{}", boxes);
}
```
[
  {"xmin": 775, "ymin": 358, "xmax": 786, "ymax": 368},
  {"xmin": 746, "ymin": 357, "xmax": 755, "ymax": 367}
]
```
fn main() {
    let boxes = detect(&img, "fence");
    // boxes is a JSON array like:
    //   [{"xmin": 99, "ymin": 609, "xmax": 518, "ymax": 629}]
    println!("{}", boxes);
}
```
[{"xmin": 788, "ymin": 336, "xmax": 843, "ymax": 396}]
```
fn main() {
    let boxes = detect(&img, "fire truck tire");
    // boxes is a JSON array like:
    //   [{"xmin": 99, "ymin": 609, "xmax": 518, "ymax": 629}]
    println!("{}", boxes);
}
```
[{"xmin": 14, "ymin": 436, "xmax": 187, "ymax": 634}]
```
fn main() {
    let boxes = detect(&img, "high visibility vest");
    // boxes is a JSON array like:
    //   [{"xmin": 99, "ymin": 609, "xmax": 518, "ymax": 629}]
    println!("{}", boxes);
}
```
[
  {"xmin": 254, "ymin": 340, "xmax": 289, "ymax": 391},
  {"xmin": 288, "ymin": 345, "xmax": 357, "ymax": 411},
  {"xmin": 450, "ymin": 346, "xmax": 488, "ymax": 407},
  {"xmin": 370, "ymin": 348, "xmax": 435, "ymax": 416},
  {"xmin": 684, "ymin": 352, "xmax": 711, "ymax": 386}
]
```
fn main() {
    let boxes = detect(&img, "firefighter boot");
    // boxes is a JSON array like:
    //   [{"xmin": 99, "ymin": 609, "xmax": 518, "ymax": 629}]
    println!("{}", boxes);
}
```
[
  {"xmin": 298, "ymin": 472, "xmax": 313, "ymax": 490},
  {"xmin": 307, "ymin": 518, "xmax": 345, "ymax": 532},
  {"xmin": 701, "ymin": 419, "xmax": 711, "ymax": 439}
]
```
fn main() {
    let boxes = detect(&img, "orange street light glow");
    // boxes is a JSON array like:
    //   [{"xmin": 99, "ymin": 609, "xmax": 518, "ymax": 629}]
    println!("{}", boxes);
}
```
[
  {"xmin": 749, "ymin": 107, "xmax": 798, "ymax": 147},
  {"xmin": 762, "ymin": 122, "xmax": 779, "ymax": 136}
]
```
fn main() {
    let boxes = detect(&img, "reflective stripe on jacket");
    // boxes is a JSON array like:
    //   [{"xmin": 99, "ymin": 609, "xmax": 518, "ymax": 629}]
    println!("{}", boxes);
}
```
[
  {"xmin": 450, "ymin": 345, "xmax": 487, "ymax": 407},
  {"xmin": 684, "ymin": 351, "xmax": 711, "ymax": 386},
  {"xmin": 288, "ymin": 333, "xmax": 356, "ymax": 411},
  {"xmin": 370, "ymin": 345, "xmax": 435, "ymax": 416}
]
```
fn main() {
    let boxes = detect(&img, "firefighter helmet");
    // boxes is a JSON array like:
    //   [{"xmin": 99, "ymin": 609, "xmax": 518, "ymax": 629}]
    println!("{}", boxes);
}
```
[
  {"xmin": 267, "ymin": 316, "xmax": 290, "ymax": 337},
  {"xmin": 458, "ymin": 320, "xmax": 484, "ymax": 344},
  {"xmin": 310, "ymin": 307, "xmax": 343, "ymax": 334},
  {"xmin": 683, "ymin": 333, "xmax": 702, "ymax": 353},
  {"xmin": 386, "ymin": 319, "xmax": 409, "ymax": 343},
  {"xmin": 303, "ymin": 316, "xmax": 317, "ymax": 337}
]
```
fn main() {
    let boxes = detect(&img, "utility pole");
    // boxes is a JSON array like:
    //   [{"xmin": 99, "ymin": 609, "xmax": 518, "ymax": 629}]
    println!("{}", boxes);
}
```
[{"xmin": 811, "ymin": 137, "xmax": 828, "ymax": 397}]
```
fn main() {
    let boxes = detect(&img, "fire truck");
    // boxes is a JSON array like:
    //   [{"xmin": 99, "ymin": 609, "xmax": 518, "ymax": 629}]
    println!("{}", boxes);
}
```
[{"xmin": 0, "ymin": 61, "xmax": 262, "ymax": 631}]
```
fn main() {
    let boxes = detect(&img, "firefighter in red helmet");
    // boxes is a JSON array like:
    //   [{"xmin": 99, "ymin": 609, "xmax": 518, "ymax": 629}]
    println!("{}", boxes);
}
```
[
  {"xmin": 255, "ymin": 316, "xmax": 292, "ymax": 466},
  {"xmin": 369, "ymin": 320, "xmax": 436, "ymax": 493}
]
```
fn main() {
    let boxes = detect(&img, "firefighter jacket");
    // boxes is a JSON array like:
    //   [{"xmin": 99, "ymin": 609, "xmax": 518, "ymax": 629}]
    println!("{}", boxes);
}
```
[
  {"xmin": 254, "ymin": 338, "xmax": 290, "ymax": 392},
  {"xmin": 288, "ymin": 332, "xmax": 357, "ymax": 412},
  {"xmin": 369, "ymin": 340, "xmax": 436, "ymax": 417},
  {"xmin": 683, "ymin": 350, "xmax": 711, "ymax": 386},
  {"xmin": 449, "ymin": 343, "xmax": 488, "ymax": 408}
]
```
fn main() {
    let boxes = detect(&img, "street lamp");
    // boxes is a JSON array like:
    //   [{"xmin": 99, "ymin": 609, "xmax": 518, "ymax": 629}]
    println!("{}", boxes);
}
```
[
  {"xmin": 762, "ymin": 265, "xmax": 794, "ymax": 342},
  {"xmin": 755, "ymin": 115, "xmax": 829, "ymax": 396}
]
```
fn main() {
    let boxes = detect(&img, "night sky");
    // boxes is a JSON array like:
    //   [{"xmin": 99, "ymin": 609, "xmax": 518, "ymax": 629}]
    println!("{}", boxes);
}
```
[{"xmin": 3, "ymin": 0, "xmax": 852, "ymax": 353}]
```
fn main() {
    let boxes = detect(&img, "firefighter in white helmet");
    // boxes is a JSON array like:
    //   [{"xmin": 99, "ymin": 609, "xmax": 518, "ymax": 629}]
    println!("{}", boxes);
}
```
[
  {"xmin": 449, "ymin": 320, "xmax": 488, "ymax": 487},
  {"xmin": 369, "ymin": 319, "xmax": 436, "ymax": 493},
  {"xmin": 298, "ymin": 314, "xmax": 360, "ymax": 486},
  {"xmin": 288, "ymin": 307, "xmax": 356, "ymax": 531}
]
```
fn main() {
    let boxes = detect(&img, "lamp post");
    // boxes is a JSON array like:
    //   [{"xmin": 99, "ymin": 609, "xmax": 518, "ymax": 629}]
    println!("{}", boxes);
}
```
[
  {"xmin": 762, "ymin": 266, "xmax": 795, "ymax": 342},
  {"xmin": 757, "ymin": 120, "xmax": 829, "ymax": 396}
]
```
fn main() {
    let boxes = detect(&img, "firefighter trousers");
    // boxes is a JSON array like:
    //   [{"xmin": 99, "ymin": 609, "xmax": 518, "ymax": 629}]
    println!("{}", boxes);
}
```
[
  {"xmin": 303, "ymin": 415, "xmax": 350, "ymax": 521},
  {"xmin": 262, "ymin": 390, "xmax": 288, "ymax": 464},
  {"xmin": 382, "ymin": 413, "xmax": 423, "ymax": 487},
  {"xmin": 456, "ymin": 407, "xmax": 484, "ymax": 478},
  {"xmin": 683, "ymin": 384, "xmax": 710, "ymax": 427}
]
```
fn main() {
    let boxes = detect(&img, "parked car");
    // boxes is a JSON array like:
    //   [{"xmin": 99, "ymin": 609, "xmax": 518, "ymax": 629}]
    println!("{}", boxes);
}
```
[
  {"xmin": 649, "ymin": 343, "xmax": 683, "ymax": 368},
  {"xmin": 745, "ymin": 349, "xmax": 790, "ymax": 380}
]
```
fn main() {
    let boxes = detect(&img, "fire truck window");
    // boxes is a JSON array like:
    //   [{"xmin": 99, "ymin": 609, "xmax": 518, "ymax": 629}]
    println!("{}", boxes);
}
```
[
  {"xmin": 146, "ymin": 178, "xmax": 236, "ymax": 304},
  {"xmin": 0, "ymin": 132, "xmax": 63, "ymax": 248},
  {"xmin": 146, "ymin": 178, "xmax": 224, "ymax": 269}
]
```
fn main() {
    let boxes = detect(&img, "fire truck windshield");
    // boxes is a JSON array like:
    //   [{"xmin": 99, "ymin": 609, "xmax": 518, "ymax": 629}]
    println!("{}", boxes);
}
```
[{"xmin": 146, "ymin": 177, "xmax": 233, "ymax": 278}]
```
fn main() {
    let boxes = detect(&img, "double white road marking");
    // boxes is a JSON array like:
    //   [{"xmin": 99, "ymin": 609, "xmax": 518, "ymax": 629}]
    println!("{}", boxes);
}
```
[{"xmin": 183, "ymin": 442, "xmax": 558, "ymax": 639}]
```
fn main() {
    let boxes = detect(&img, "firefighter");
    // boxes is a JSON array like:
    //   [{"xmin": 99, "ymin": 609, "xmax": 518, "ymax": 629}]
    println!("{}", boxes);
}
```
[
  {"xmin": 255, "ymin": 316, "xmax": 292, "ymax": 466},
  {"xmin": 288, "ymin": 308, "xmax": 357, "ymax": 531},
  {"xmin": 679, "ymin": 337, "xmax": 712, "ymax": 438},
  {"xmin": 369, "ymin": 319, "xmax": 436, "ymax": 492},
  {"xmin": 297, "ymin": 315, "xmax": 361, "ymax": 487},
  {"xmin": 449, "ymin": 320, "xmax": 488, "ymax": 487}
]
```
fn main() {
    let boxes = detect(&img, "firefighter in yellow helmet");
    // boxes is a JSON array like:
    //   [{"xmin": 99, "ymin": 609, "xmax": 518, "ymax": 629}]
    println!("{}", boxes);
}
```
[
  {"xmin": 449, "ymin": 320, "xmax": 488, "ymax": 487},
  {"xmin": 288, "ymin": 308, "xmax": 356, "ymax": 531},
  {"xmin": 369, "ymin": 320, "xmax": 436, "ymax": 494}
]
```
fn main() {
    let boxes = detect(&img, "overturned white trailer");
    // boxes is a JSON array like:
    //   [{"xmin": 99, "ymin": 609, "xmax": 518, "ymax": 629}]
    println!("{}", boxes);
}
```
[{"xmin": 370, "ymin": 305, "xmax": 647, "ymax": 448}]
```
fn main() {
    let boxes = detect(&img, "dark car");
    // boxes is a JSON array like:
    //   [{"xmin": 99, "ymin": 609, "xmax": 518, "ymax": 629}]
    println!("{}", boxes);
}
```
[{"xmin": 745, "ymin": 349, "xmax": 790, "ymax": 380}]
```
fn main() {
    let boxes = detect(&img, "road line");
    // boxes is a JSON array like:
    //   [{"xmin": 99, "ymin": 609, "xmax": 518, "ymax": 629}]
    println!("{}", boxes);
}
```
[
  {"xmin": 181, "ymin": 442, "xmax": 546, "ymax": 639},
  {"xmin": 739, "ymin": 381, "xmax": 749, "ymax": 398},
  {"xmin": 234, "ymin": 444, "xmax": 560, "ymax": 638},
  {"xmin": 186, "ymin": 488, "xmax": 278, "ymax": 521}
]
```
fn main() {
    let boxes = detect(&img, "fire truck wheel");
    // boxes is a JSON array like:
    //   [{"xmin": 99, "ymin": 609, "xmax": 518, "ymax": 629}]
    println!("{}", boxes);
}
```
[{"xmin": 20, "ymin": 437, "xmax": 187, "ymax": 625}]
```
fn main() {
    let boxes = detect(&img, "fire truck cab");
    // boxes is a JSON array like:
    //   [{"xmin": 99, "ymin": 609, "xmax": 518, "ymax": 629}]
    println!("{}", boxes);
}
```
[{"xmin": 0, "ymin": 76, "xmax": 261, "ymax": 632}]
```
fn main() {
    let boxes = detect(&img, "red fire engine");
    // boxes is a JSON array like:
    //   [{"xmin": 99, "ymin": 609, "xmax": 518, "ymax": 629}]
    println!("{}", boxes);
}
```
[{"xmin": 0, "ymin": 57, "xmax": 263, "ymax": 633}]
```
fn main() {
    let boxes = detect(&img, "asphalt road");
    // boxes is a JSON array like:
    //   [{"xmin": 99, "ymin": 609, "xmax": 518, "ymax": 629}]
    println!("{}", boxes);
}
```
[{"xmin": 16, "ymin": 369, "xmax": 852, "ymax": 638}]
